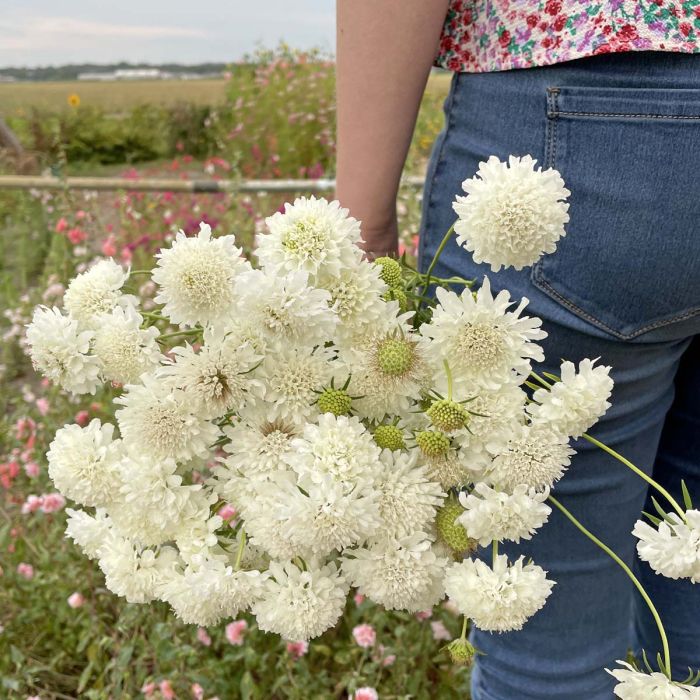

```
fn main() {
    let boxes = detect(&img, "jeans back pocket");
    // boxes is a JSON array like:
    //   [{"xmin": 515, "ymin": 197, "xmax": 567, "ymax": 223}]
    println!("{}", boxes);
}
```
[{"xmin": 531, "ymin": 85, "xmax": 700, "ymax": 340}]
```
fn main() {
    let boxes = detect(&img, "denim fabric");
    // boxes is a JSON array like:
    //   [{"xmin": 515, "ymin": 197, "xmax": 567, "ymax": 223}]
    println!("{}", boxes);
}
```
[{"xmin": 418, "ymin": 52, "xmax": 700, "ymax": 700}]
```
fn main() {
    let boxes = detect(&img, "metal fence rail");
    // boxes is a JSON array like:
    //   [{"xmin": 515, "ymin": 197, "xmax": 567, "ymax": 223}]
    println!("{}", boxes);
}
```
[{"xmin": 0, "ymin": 175, "xmax": 426, "ymax": 193}]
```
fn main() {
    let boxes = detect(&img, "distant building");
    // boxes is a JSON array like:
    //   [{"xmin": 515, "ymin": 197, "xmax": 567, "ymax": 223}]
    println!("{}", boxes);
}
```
[
  {"xmin": 77, "ymin": 72, "xmax": 115, "ymax": 81},
  {"xmin": 77, "ymin": 68, "xmax": 222, "ymax": 81},
  {"xmin": 0, "ymin": 75, "xmax": 17, "ymax": 82}
]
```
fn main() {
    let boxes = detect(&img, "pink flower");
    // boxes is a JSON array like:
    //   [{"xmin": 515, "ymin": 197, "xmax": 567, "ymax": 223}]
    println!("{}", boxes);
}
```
[
  {"xmin": 217, "ymin": 504, "xmax": 236, "ymax": 521},
  {"xmin": 353, "ymin": 688, "xmax": 379, "ymax": 700},
  {"xmin": 21, "ymin": 495, "xmax": 44, "ymax": 514},
  {"xmin": 24, "ymin": 461, "xmax": 40, "ymax": 478},
  {"xmin": 101, "ymin": 236, "xmax": 117, "ymax": 257},
  {"xmin": 55, "ymin": 217, "xmax": 68, "ymax": 233},
  {"xmin": 159, "ymin": 680, "xmax": 176, "ymax": 699},
  {"xmin": 196, "ymin": 627, "xmax": 212, "ymax": 646},
  {"xmin": 225, "ymin": 619, "xmax": 247, "ymax": 645},
  {"xmin": 430, "ymin": 620, "xmax": 452, "ymax": 641},
  {"xmin": 68, "ymin": 592, "xmax": 85, "ymax": 608},
  {"xmin": 191, "ymin": 683, "xmax": 204, "ymax": 700},
  {"xmin": 40, "ymin": 493, "xmax": 66, "ymax": 514},
  {"xmin": 35, "ymin": 398, "xmax": 50, "ymax": 416},
  {"xmin": 352, "ymin": 624, "xmax": 376, "ymax": 649},
  {"xmin": 26, "ymin": 696, "xmax": 41, "ymax": 700},
  {"xmin": 353, "ymin": 593, "xmax": 365, "ymax": 606},
  {"xmin": 74, "ymin": 410, "xmax": 90, "ymax": 426},
  {"xmin": 382, "ymin": 654, "xmax": 396, "ymax": 667},
  {"xmin": 286, "ymin": 640, "xmax": 309, "ymax": 659},
  {"xmin": 67, "ymin": 227, "xmax": 87, "ymax": 245},
  {"xmin": 415, "ymin": 610, "xmax": 432, "ymax": 621},
  {"xmin": 17, "ymin": 562, "xmax": 34, "ymax": 579},
  {"xmin": 141, "ymin": 682, "xmax": 156, "ymax": 696}
]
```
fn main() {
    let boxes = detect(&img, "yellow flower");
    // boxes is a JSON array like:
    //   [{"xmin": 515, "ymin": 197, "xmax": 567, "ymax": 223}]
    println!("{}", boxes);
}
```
[{"xmin": 67, "ymin": 93, "xmax": 80, "ymax": 108}]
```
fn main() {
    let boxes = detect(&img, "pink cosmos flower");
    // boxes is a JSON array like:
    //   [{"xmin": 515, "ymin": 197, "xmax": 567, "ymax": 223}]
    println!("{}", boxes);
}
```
[
  {"xmin": 68, "ymin": 592, "xmax": 85, "ymax": 608},
  {"xmin": 353, "ymin": 593, "xmax": 365, "ymax": 606},
  {"xmin": 352, "ymin": 624, "xmax": 376, "ymax": 649},
  {"xmin": 159, "ymin": 679, "xmax": 175, "ymax": 699},
  {"xmin": 141, "ymin": 682, "xmax": 156, "ymax": 696},
  {"xmin": 24, "ymin": 462, "xmax": 40, "ymax": 478},
  {"xmin": 55, "ymin": 217, "xmax": 68, "ymax": 233},
  {"xmin": 26, "ymin": 696, "xmax": 41, "ymax": 700},
  {"xmin": 353, "ymin": 688, "xmax": 379, "ymax": 700},
  {"xmin": 21, "ymin": 495, "xmax": 44, "ymax": 514},
  {"xmin": 67, "ymin": 228, "xmax": 87, "ymax": 245},
  {"xmin": 430, "ymin": 620, "xmax": 452, "ymax": 641},
  {"xmin": 35, "ymin": 398, "xmax": 50, "ymax": 416},
  {"xmin": 74, "ymin": 410, "xmax": 90, "ymax": 426},
  {"xmin": 382, "ymin": 654, "xmax": 396, "ymax": 667},
  {"xmin": 286, "ymin": 640, "xmax": 309, "ymax": 659},
  {"xmin": 191, "ymin": 683, "xmax": 204, "ymax": 700},
  {"xmin": 101, "ymin": 236, "xmax": 118, "ymax": 257},
  {"xmin": 217, "ymin": 504, "xmax": 236, "ymax": 521},
  {"xmin": 17, "ymin": 563, "xmax": 34, "ymax": 579},
  {"xmin": 415, "ymin": 610, "xmax": 432, "ymax": 621},
  {"xmin": 196, "ymin": 627, "xmax": 212, "ymax": 646},
  {"xmin": 41, "ymin": 493, "xmax": 66, "ymax": 513},
  {"xmin": 225, "ymin": 619, "xmax": 247, "ymax": 645}
]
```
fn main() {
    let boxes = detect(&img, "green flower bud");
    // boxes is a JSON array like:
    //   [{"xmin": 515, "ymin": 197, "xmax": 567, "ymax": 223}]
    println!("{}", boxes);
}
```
[
  {"xmin": 436, "ymin": 497, "xmax": 476, "ymax": 554},
  {"xmin": 415, "ymin": 429, "xmax": 450, "ymax": 458},
  {"xmin": 382, "ymin": 287, "xmax": 408, "ymax": 312},
  {"xmin": 373, "ymin": 424, "xmax": 406, "ymax": 451},
  {"xmin": 426, "ymin": 399, "xmax": 470, "ymax": 432},
  {"xmin": 317, "ymin": 387, "xmax": 353, "ymax": 416},
  {"xmin": 374, "ymin": 256, "xmax": 402, "ymax": 287},
  {"xmin": 445, "ymin": 638, "xmax": 478, "ymax": 666}
]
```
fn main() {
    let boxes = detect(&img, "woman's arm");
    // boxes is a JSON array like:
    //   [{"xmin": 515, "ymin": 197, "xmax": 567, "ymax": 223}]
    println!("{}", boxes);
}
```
[{"xmin": 335, "ymin": 0, "xmax": 449, "ymax": 256}]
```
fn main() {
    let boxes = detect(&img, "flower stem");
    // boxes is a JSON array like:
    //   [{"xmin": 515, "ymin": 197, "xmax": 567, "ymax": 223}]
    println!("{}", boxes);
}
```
[
  {"xmin": 443, "ymin": 360, "xmax": 454, "ymax": 401},
  {"xmin": 492, "ymin": 539, "xmax": 499, "ymax": 567},
  {"xmin": 582, "ymin": 434, "xmax": 686, "ymax": 522},
  {"xmin": 128, "ymin": 269, "xmax": 152, "ymax": 276},
  {"xmin": 460, "ymin": 615, "xmax": 468, "ymax": 641},
  {"xmin": 548, "ymin": 495, "xmax": 671, "ymax": 676},
  {"xmin": 234, "ymin": 530, "xmax": 246, "ymax": 570},
  {"xmin": 419, "ymin": 222, "xmax": 455, "ymax": 306}
]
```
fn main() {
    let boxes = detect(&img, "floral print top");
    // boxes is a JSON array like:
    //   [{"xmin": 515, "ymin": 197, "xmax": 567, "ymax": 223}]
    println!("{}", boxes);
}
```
[{"xmin": 435, "ymin": 0, "xmax": 700, "ymax": 73}]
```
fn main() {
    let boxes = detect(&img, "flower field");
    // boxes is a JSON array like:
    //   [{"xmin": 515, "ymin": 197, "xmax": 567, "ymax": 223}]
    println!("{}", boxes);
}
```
[{"xmin": 0, "ymin": 50, "xmax": 468, "ymax": 700}]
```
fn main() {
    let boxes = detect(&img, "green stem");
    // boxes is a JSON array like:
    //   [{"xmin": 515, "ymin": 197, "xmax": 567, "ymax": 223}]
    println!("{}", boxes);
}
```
[
  {"xmin": 419, "ymin": 222, "xmax": 455, "ymax": 307},
  {"xmin": 582, "ymin": 434, "xmax": 686, "ymax": 521},
  {"xmin": 443, "ymin": 360, "xmax": 454, "ymax": 401},
  {"xmin": 234, "ymin": 530, "xmax": 246, "ymax": 570},
  {"xmin": 460, "ymin": 615, "xmax": 468, "ymax": 641},
  {"xmin": 548, "ymin": 495, "xmax": 671, "ymax": 676},
  {"xmin": 492, "ymin": 539, "xmax": 499, "ymax": 567},
  {"xmin": 156, "ymin": 329, "xmax": 201, "ymax": 343},
  {"xmin": 128, "ymin": 269, "xmax": 152, "ymax": 276}
]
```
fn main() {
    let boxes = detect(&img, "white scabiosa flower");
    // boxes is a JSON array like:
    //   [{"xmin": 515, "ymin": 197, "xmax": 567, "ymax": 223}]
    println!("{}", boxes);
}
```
[
  {"xmin": 65, "ymin": 507, "xmax": 113, "ymax": 559},
  {"xmin": 252, "ymin": 560, "xmax": 349, "ymax": 641},
  {"xmin": 256, "ymin": 342, "xmax": 334, "ymax": 423},
  {"xmin": 233, "ymin": 268, "xmax": 337, "ymax": 348},
  {"xmin": 256, "ymin": 196, "xmax": 362, "ymax": 278},
  {"xmin": 47, "ymin": 419, "xmax": 125, "ymax": 508},
  {"xmin": 115, "ymin": 374, "xmax": 220, "ymax": 462},
  {"xmin": 93, "ymin": 305, "xmax": 161, "ymax": 385},
  {"xmin": 26, "ymin": 306, "xmax": 101, "ymax": 395},
  {"xmin": 457, "ymin": 483, "xmax": 551, "ymax": 546},
  {"xmin": 633, "ymin": 511, "xmax": 700, "ymax": 583},
  {"xmin": 453, "ymin": 155, "xmax": 570, "ymax": 272},
  {"xmin": 158, "ymin": 328, "xmax": 262, "ymax": 420},
  {"xmin": 606, "ymin": 661, "xmax": 700, "ymax": 699},
  {"xmin": 486, "ymin": 425, "xmax": 574, "ymax": 491},
  {"xmin": 444, "ymin": 555, "xmax": 554, "ymax": 632},
  {"xmin": 421, "ymin": 278, "xmax": 546, "ymax": 392},
  {"xmin": 63, "ymin": 259, "xmax": 132, "ymax": 325},
  {"xmin": 281, "ymin": 475, "xmax": 382, "ymax": 557},
  {"xmin": 342, "ymin": 533, "xmax": 448, "ymax": 612},
  {"xmin": 152, "ymin": 222, "xmax": 249, "ymax": 327},
  {"xmin": 528, "ymin": 359, "xmax": 613, "ymax": 439},
  {"xmin": 286, "ymin": 413, "xmax": 383, "ymax": 487},
  {"xmin": 374, "ymin": 449, "xmax": 445, "ymax": 539}
]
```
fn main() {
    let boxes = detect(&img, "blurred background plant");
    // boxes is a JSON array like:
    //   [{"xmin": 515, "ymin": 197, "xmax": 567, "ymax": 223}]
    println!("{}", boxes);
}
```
[{"xmin": 0, "ymin": 44, "xmax": 457, "ymax": 699}]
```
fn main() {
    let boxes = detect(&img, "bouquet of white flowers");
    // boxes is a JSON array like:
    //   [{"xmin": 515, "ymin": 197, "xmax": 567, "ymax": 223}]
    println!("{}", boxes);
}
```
[{"xmin": 27, "ymin": 155, "xmax": 700, "ymax": 697}]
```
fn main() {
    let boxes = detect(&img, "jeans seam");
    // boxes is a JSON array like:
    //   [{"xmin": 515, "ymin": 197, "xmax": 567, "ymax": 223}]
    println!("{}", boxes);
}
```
[{"xmin": 549, "ymin": 110, "xmax": 700, "ymax": 120}]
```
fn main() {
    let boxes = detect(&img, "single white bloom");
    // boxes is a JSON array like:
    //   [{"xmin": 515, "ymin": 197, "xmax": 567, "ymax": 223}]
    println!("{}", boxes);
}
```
[
  {"xmin": 65, "ymin": 507, "xmax": 113, "ymax": 559},
  {"xmin": 286, "ymin": 413, "xmax": 383, "ymax": 487},
  {"xmin": 444, "ymin": 554, "xmax": 554, "ymax": 632},
  {"xmin": 528, "ymin": 358, "xmax": 613, "ymax": 438},
  {"xmin": 607, "ymin": 661, "xmax": 700, "ymax": 699},
  {"xmin": 26, "ymin": 306, "xmax": 101, "ymax": 395},
  {"xmin": 152, "ymin": 222, "xmax": 249, "ymax": 327},
  {"xmin": 256, "ymin": 342, "xmax": 334, "ymax": 423},
  {"xmin": 63, "ymin": 259, "xmax": 132, "ymax": 325},
  {"xmin": 93, "ymin": 305, "xmax": 161, "ymax": 385},
  {"xmin": 486, "ymin": 425, "xmax": 574, "ymax": 491},
  {"xmin": 115, "ymin": 374, "xmax": 220, "ymax": 462},
  {"xmin": 453, "ymin": 154, "xmax": 570, "ymax": 272},
  {"xmin": 252, "ymin": 560, "xmax": 349, "ymax": 641},
  {"xmin": 342, "ymin": 533, "xmax": 448, "ymax": 612},
  {"xmin": 457, "ymin": 483, "xmax": 551, "ymax": 546},
  {"xmin": 47, "ymin": 419, "xmax": 125, "ymax": 508},
  {"xmin": 421, "ymin": 278, "xmax": 546, "ymax": 392},
  {"xmin": 257, "ymin": 196, "xmax": 362, "ymax": 278},
  {"xmin": 374, "ymin": 449, "xmax": 445, "ymax": 539},
  {"xmin": 158, "ymin": 328, "xmax": 262, "ymax": 420},
  {"xmin": 233, "ymin": 268, "xmax": 337, "ymax": 348},
  {"xmin": 633, "ymin": 511, "xmax": 700, "ymax": 583}
]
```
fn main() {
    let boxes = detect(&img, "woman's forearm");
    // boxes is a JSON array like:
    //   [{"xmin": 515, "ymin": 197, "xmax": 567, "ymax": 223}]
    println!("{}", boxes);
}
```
[{"xmin": 335, "ymin": 0, "xmax": 449, "ymax": 255}]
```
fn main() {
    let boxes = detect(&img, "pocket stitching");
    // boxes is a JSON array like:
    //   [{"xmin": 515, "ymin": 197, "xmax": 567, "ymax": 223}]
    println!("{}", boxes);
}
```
[{"xmin": 553, "ymin": 110, "xmax": 700, "ymax": 120}]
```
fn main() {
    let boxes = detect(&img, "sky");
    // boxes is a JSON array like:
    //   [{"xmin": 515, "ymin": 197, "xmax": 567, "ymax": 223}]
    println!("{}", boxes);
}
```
[{"xmin": 0, "ymin": 1, "xmax": 336, "ymax": 67}]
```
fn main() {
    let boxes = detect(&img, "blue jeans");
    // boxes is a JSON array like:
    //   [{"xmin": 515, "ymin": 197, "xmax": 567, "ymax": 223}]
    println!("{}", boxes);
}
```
[{"xmin": 418, "ymin": 52, "xmax": 700, "ymax": 700}]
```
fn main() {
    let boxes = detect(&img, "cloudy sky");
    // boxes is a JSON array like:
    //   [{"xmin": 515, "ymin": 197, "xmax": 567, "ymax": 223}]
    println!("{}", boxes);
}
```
[{"xmin": 1, "ymin": 1, "xmax": 336, "ymax": 67}]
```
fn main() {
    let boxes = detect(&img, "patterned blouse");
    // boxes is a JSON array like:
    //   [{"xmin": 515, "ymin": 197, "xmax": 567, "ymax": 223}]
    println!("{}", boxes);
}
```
[{"xmin": 435, "ymin": 0, "xmax": 700, "ymax": 73}]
